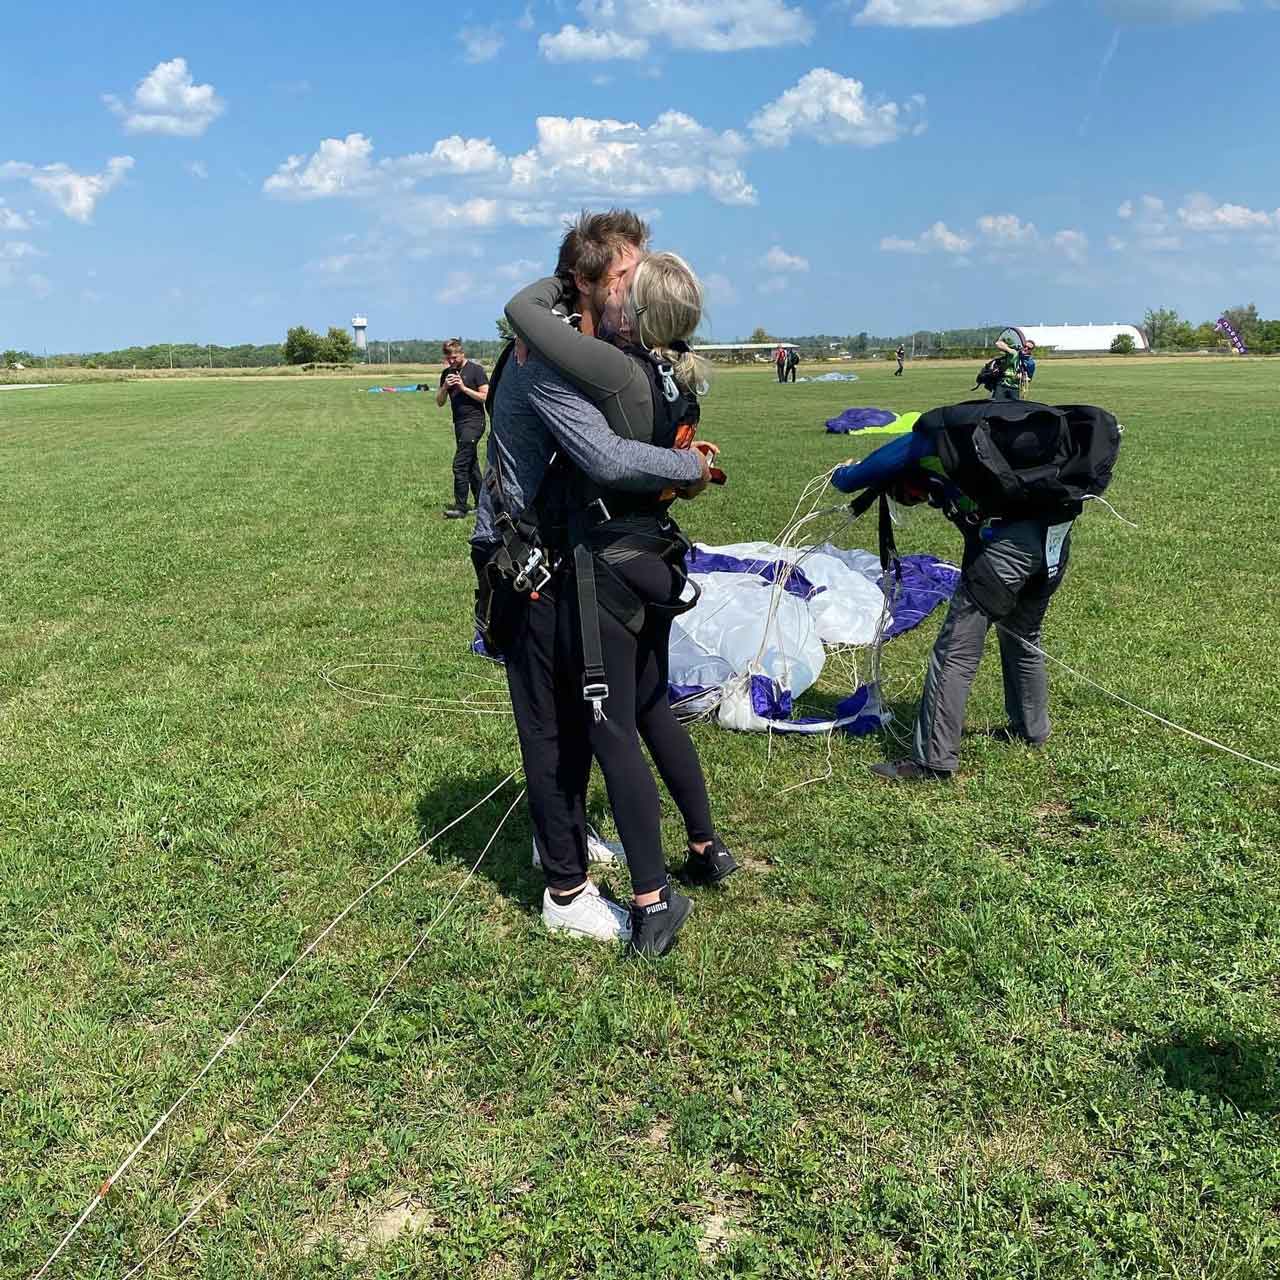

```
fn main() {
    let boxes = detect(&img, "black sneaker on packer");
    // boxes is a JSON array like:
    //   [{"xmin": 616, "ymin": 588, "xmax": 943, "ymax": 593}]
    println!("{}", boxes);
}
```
[
  {"xmin": 628, "ymin": 885, "xmax": 693, "ymax": 958},
  {"xmin": 676, "ymin": 835, "xmax": 739, "ymax": 887},
  {"xmin": 443, "ymin": 506, "xmax": 470, "ymax": 520}
]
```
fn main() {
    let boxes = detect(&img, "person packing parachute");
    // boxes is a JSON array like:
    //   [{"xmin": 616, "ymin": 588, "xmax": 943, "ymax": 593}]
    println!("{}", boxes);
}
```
[
  {"xmin": 974, "ymin": 326, "xmax": 1037, "ymax": 401},
  {"xmin": 474, "ymin": 210, "xmax": 736, "ymax": 958},
  {"xmin": 830, "ymin": 395, "xmax": 1121, "ymax": 781}
]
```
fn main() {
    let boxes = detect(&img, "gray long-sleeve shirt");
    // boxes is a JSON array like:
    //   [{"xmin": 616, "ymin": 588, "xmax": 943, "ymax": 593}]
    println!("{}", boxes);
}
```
[{"xmin": 472, "ymin": 353, "xmax": 701, "ymax": 549}]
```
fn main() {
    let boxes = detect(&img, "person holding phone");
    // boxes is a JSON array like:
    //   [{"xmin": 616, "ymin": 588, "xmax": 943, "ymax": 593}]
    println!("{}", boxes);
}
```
[{"xmin": 436, "ymin": 339, "xmax": 489, "ymax": 519}]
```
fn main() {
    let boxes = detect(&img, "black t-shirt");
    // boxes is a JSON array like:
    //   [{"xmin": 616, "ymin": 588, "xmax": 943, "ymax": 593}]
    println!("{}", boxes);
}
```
[{"xmin": 439, "ymin": 359, "xmax": 488, "ymax": 431}]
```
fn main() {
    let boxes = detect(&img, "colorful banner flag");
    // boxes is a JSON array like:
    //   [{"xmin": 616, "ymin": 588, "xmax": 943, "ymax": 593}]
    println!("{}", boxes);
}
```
[{"xmin": 1215, "ymin": 316, "xmax": 1248, "ymax": 355}]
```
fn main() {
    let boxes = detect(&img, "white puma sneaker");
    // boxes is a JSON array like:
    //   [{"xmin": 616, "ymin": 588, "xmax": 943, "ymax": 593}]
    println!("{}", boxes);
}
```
[
  {"xmin": 542, "ymin": 882, "xmax": 633, "ymax": 943},
  {"xmin": 531, "ymin": 826, "xmax": 624, "ymax": 869}
]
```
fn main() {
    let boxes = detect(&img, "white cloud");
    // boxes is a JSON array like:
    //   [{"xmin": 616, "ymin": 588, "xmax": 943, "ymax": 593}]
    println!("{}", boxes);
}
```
[
  {"xmin": 539, "ymin": 25, "xmax": 650, "ymax": 61},
  {"xmin": 884, "ymin": 212, "xmax": 1085, "ymax": 262},
  {"xmin": 761, "ymin": 245, "xmax": 809, "ymax": 271},
  {"xmin": 879, "ymin": 235, "xmax": 925, "ymax": 254},
  {"xmin": 518, "ymin": 5, "xmax": 536, "ymax": 30},
  {"xmin": 437, "ymin": 270, "xmax": 479, "ymax": 304},
  {"xmin": 853, "ymin": 0, "xmax": 1032, "ymax": 27},
  {"xmin": 881, "ymin": 220, "xmax": 972, "ymax": 253},
  {"xmin": 1117, "ymin": 200, "xmax": 1134, "ymax": 219},
  {"xmin": 758, "ymin": 276, "xmax": 790, "ymax": 294},
  {"xmin": 1053, "ymin": 229, "xmax": 1089, "ymax": 263},
  {"xmin": 1101, "ymin": 0, "xmax": 1242, "ymax": 21},
  {"xmin": 750, "ymin": 69, "xmax": 925, "ymax": 148},
  {"xmin": 1177, "ymin": 192, "xmax": 1276, "ymax": 231},
  {"xmin": 1, "ymin": 156, "xmax": 134, "ymax": 223},
  {"xmin": 386, "ymin": 136, "xmax": 508, "ymax": 181},
  {"xmin": 0, "ymin": 240, "xmax": 43, "ymax": 260},
  {"xmin": 386, "ymin": 195, "xmax": 564, "ymax": 235},
  {"xmin": 271, "ymin": 118, "xmax": 752, "ymax": 212},
  {"xmin": 0, "ymin": 200, "xmax": 30, "ymax": 231},
  {"xmin": 104, "ymin": 57, "xmax": 225, "ymax": 137},
  {"xmin": 922, "ymin": 221, "xmax": 972, "ymax": 252},
  {"xmin": 540, "ymin": 0, "xmax": 813, "ymax": 61},
  {"xmin": 509, "ymin": 112, "xmax": 756, "ymax": 206},
  {"xmin": 977, "ymin": 212, "xmax": 1037, "ymax": 243},
  {"xmin": 264, "ymin": 133, "xmax": 377, "ymax": 199},
  {"xmin": 461, "ymin": 28, "xmax": 504, "ymax": 62},
  {"xmin": 703, "ymin": 271, "xmax": 738, "ymax": 306},
  {"xmin": 496, "ymin": 258, "xmax": 543, "ymax": 282},
  {"xmin": 1107, "ymin": 235, "xmax": 1127, "ymax": 251},
  {"xmin": 187, "ymin": 160, "xmax": 208, "ymax": 180}
]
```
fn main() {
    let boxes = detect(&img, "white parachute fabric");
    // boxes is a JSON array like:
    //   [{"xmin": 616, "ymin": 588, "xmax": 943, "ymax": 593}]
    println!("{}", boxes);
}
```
[{"xmin": 670, "ymin": 541, "xmax": 896, "ymax": 734}]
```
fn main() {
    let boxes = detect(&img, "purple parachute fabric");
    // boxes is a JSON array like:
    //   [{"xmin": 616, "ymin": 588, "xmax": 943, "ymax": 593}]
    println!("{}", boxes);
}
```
[
  {"xmin": 883, "ymin": 556, "xmax": 962, "ymax": 640},
  {"xmin": 685, "ymin": 545, "xmax": 823, "ymax": 600},
  {"xmin": 825, "ymin": 407, "xmax": 899, "ymax": 434}
]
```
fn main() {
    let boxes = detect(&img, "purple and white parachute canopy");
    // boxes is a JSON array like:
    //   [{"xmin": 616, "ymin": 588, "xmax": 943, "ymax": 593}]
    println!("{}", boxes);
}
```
[{"xmin": 668, "ymin": 542, "xmax": 959, "ymax": 735}]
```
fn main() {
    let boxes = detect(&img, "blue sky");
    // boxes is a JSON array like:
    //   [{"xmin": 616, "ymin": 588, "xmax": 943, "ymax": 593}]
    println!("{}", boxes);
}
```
[{"xmin": 2, "ymin": 0, "xmax": 1278, "ymax": 351}]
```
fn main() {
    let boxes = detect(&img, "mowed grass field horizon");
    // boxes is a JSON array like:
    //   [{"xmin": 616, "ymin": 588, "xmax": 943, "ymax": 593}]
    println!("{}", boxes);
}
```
[{"xmin": 2, "ymin": 361, "xmax": 1278, "ymax": 1278}]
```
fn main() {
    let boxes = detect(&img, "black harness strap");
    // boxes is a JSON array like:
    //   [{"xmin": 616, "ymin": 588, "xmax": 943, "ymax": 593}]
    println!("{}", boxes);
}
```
[
  {"xmin": 878, "ymin": 492, "xmax": 902, "ymax": 582},
  {"xmin": 572, "ymin": 524, "xmax": 610, "ymax": 722}
]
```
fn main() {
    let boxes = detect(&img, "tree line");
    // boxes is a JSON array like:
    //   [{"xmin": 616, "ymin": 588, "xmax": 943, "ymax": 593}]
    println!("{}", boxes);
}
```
[
  {"xmin": 6, "ymin": 302, "xmax": 1274, "ymax": 372},
  {"xmin": 1137, "ymin": 303, "xmax": 1279, "ymax": 354}
]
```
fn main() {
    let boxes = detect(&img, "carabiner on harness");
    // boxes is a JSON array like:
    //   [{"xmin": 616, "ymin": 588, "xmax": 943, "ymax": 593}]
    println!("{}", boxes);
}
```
[{"xmin": 582, "ymin": 680, "xmax": 610, "ymax": 722}]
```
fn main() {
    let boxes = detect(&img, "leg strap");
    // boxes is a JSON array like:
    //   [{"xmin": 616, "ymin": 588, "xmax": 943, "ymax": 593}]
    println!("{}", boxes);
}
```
[{"xmin": 573, "ymin": 542, "xmax": 610, "ymax": 722}]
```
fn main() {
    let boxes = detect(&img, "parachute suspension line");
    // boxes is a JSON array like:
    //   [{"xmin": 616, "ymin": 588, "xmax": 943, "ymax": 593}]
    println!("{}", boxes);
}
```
[
  {"xmin": 120, "ymin": 787, "xmax": 527, "ymax": 1280},
  {"xmin": 996, "ymin": 626, "xmax": 1280, "ymax": 776},
  {"xmin": 774, "ymin": 722, "xmax": 838, "ymax": 797},
  {"xmin": 321, "ymin": 658, "xmax": 512, "ymax": 716},
  {"xmin": 1081, "ymin": 494, "xmax": 1140, "ymax": 529},
  {"xmin": 30, "ymin": 772, "xmax": 521, "ymax": 1280}
]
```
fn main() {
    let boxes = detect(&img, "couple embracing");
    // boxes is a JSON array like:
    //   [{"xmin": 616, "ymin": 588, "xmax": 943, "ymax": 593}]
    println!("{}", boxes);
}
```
[{"xmin": 472, "ymin": 210, "xmax": 738, "ymax": 958}]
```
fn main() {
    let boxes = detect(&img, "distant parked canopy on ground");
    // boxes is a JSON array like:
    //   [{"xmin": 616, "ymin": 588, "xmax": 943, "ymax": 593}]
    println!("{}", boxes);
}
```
[{"xmin": 1017, "ymin": 324, "xmax": 1148, "ymax": 352}]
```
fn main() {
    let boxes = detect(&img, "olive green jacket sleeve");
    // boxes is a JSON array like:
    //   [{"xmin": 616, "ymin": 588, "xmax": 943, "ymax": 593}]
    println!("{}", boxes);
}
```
[{"xmin": 504, "ymin": 277, "xmax": 654, "ymax": 442}]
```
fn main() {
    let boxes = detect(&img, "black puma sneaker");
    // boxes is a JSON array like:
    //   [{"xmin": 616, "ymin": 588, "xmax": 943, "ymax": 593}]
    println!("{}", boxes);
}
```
[
  {"xmin": 627, "ymin": 885, "xmax": 693, "ymax": 958},
  {"xmin": 676, "ymin": 835, "xmax": 739, "ymax": 887}
]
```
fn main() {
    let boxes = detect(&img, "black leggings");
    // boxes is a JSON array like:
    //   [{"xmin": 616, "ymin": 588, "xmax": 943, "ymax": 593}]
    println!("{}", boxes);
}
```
[
  {"xmin": 486, "ymin": 547, "xmax": 715, "ymax": 896},
  {"xmin": 584, "ymin": 550, "xmax": 715, "ymax": 894}
]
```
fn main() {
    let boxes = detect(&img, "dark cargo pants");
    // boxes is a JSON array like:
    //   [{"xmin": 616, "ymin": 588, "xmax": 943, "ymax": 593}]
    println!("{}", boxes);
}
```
[
  {"xmin": 913, "ymin": 518, "xmax": 1071, "ymax": 773},
  {"xmin": 452, "ymin": 424, "xmax": 484, "ymax": 511}
]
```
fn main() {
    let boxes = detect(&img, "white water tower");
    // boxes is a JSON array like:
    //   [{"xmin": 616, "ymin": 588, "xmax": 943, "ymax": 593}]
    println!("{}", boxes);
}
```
[{"xmin": 351, "ymin": 314, "xmax": 368, "ymax": 353}]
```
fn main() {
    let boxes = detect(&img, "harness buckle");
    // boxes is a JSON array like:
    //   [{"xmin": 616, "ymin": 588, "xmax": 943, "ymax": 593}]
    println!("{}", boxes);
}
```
[
  {"xmin": 582, "ymin": 680, "xmax": 610, "ymax": 722},
  {"xmin": 512, "ymin": 547, "xmax": 552, "ymax": 594}
]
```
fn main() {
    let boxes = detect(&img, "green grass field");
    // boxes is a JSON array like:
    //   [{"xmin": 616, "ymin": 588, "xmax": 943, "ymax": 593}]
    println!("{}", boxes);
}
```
[{"xmin": 2, "ymin": 360, "xmax": 1279, "ymax": 1279}]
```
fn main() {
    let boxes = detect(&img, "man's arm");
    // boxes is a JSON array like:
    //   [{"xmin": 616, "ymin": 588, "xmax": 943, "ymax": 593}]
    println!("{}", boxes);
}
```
[
  {"xmin": 435, "ymin": 374, "xmax": 450, "ymax": 408},
  {"xmin": 455, "ymin": 379, "xmax": 489, "ymax": 404},
  {"xmin": 994, "ymin": 338, "xmax": 1018, "ymax": 358},
  {"xmin": 527, "ymin": 363, "xmax": 701, "ymax": 494}
]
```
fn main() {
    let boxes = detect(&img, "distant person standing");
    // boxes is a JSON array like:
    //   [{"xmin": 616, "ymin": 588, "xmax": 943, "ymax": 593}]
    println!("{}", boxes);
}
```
[
  {"xmin": 436, "ymin": 339, "xmax": 489, "ymax": 519},
  {"xmin": 991, "ymin": 329, "xmax": 1036, "ymax": 402},
  {"xmin": 774, "ymin": 344, "xmax": 787, "ymax": 383},
  {"xmin": 895, "ymin": 343, "xmax": 905, "ymax": 376},
  {"xmin": 785, "ymin": 347, "xmax": 800, "ymax": 383}
]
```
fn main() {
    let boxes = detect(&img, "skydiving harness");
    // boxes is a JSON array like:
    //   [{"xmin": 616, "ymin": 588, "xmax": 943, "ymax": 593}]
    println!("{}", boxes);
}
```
[
  {"xmin": 475, "ymin": 337, "xmax": 702, "ymax": 720},
  {"xmin": 568, "ymin": 339, "xmax": 703, "ymax": 721}
]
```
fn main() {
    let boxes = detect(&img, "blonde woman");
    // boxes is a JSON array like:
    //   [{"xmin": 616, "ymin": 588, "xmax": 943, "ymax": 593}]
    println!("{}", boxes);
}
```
[{"xmin": 501, "ymin": 242, "xmax": 737, "ymax": 957}]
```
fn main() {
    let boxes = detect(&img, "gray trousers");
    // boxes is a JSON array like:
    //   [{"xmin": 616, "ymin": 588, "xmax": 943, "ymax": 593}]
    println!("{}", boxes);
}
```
[{"xmin": 913, "ymin": 518, "xmax": 1071, "ymax": 773}]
